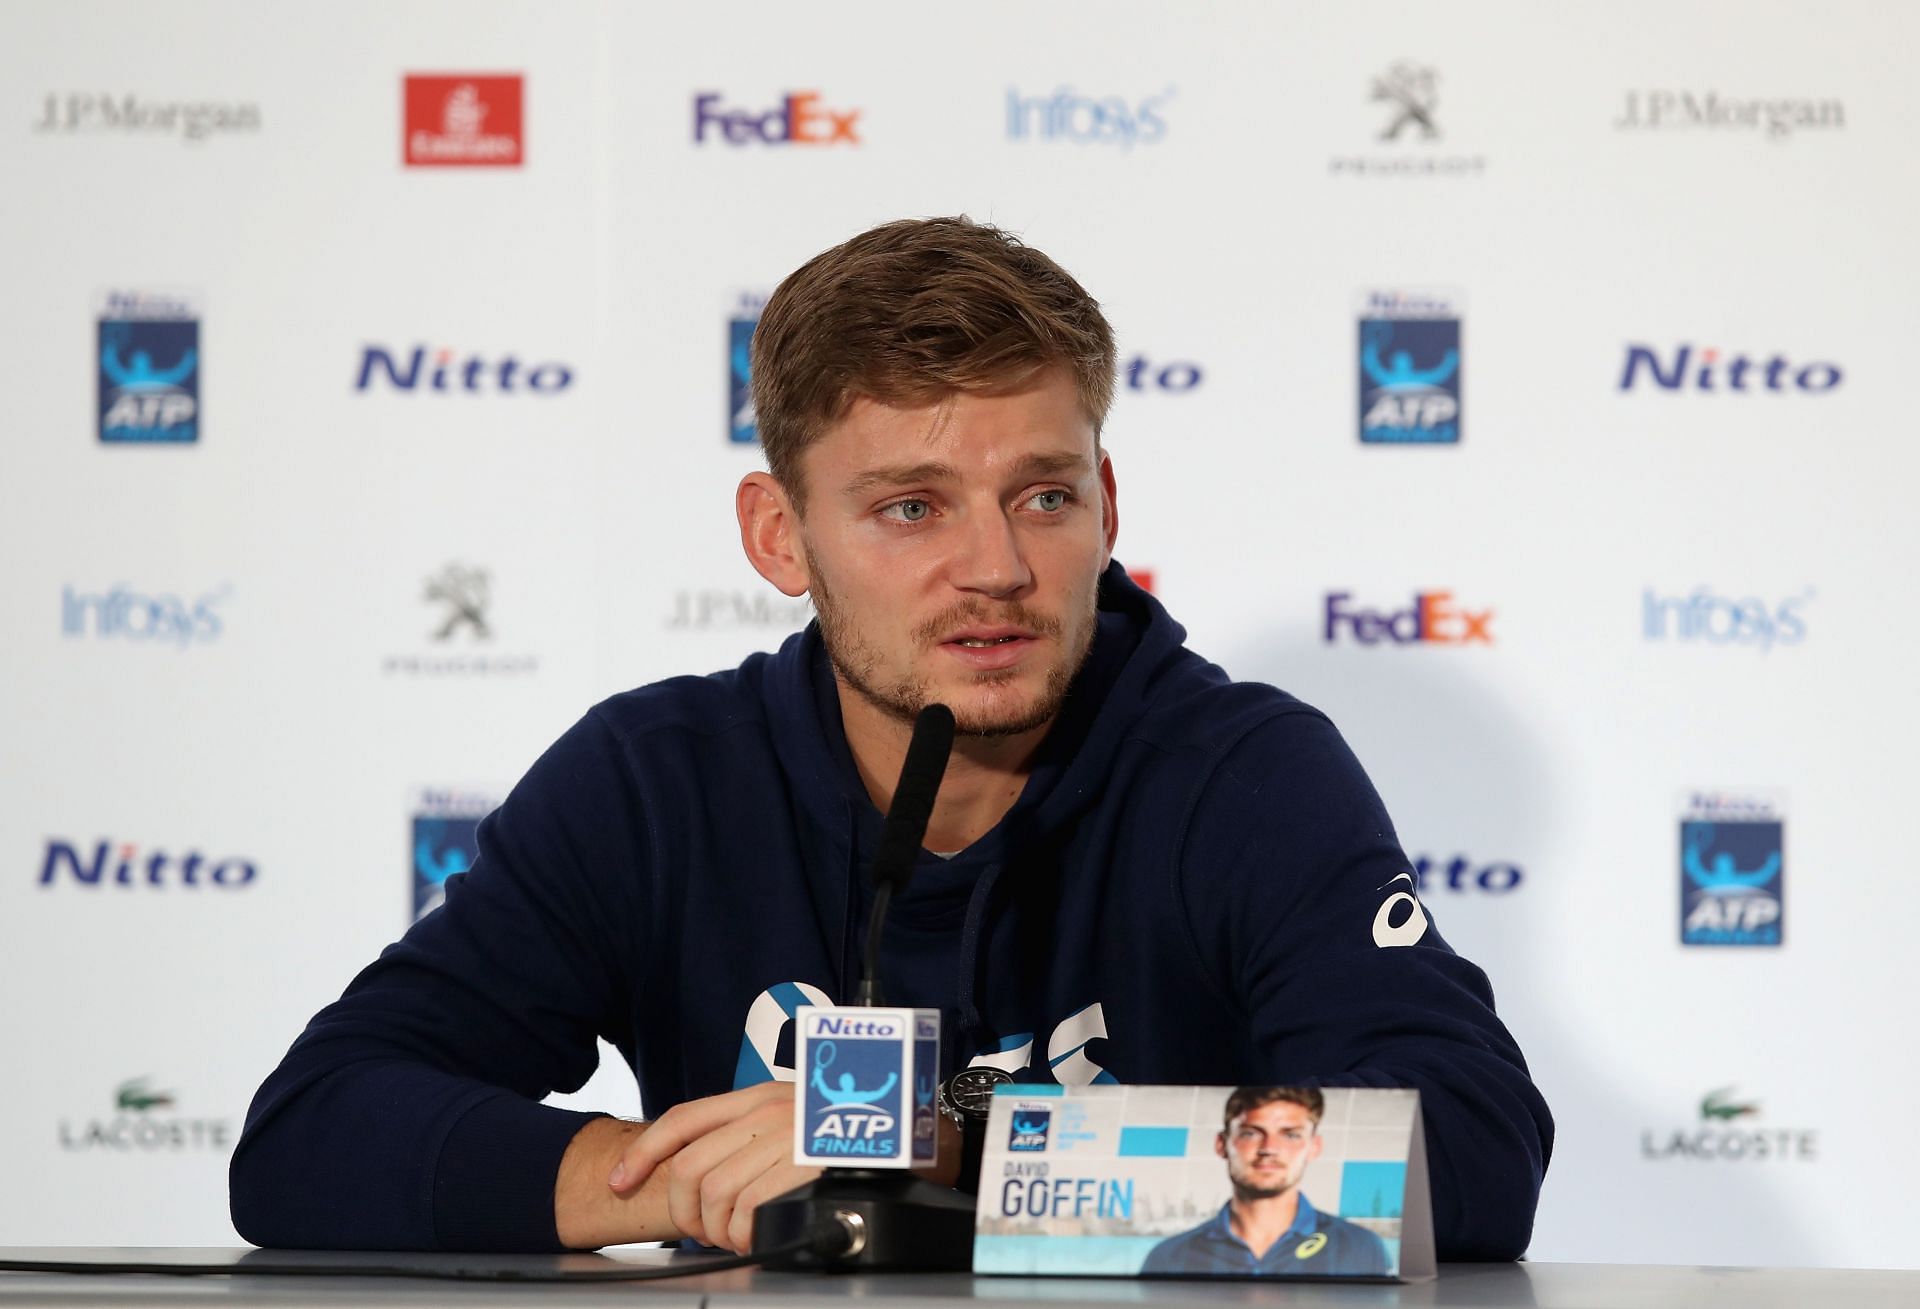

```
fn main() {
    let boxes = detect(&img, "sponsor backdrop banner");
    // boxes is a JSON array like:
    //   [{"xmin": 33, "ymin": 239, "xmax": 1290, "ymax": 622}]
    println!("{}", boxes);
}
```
[{"xmin": 1, "ymin": 0, "xmax": 1914, "ymax": 1269}]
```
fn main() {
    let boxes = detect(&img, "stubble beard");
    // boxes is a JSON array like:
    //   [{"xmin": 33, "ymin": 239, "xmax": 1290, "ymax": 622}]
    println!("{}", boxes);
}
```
[{"xmin": 806, "ymin": 541, "xmax": 1098, "ymax": 739}]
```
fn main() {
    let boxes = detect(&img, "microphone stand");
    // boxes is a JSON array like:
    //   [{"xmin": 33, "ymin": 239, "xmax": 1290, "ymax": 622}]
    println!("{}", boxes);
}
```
[{"xmin": 752, "ymin": 706, "xmax": 978, "ymax": 1271}]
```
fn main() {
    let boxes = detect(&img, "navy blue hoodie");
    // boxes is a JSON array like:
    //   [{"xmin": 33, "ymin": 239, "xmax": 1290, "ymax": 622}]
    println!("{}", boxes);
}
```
[{"xmin": 230, "ymin": 565, "xmax": 1551, "ymax": 1258}]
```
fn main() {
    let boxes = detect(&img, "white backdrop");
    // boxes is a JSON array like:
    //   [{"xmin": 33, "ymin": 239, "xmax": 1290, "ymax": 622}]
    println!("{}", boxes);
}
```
[{"xmin": 3, "ymin": 0, "xmax": 1917, "ymax": 1270}]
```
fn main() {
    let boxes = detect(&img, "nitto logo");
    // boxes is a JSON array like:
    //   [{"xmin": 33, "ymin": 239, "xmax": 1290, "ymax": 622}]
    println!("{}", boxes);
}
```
[
  {"xmin": 62, "ymin": 584, "xmax": 228, "ymax": 645},
  {"xmin": 355, "ymin": 346, "xmax": 574, "ymax": 394},
  {"xmin": 693, "ymin": 92, "xmax": 860, "ymax": 145},
  {"xmin": 812, "ymin": 1015, "xmax": 900, "ymax": 1038},
  {"xmin": 1411, "ymin": 855, "xmax": 1523, "ymax": 894},
  {"xmin": 40, "ymin": 839, "xmax": 257, "ymax": 888},
  {"xmin": 1324, "ymin": 591, "xmax": 1493, "ymax": 645},
  {"xmin": 1122, "ymin": 355, "xmax": 1203, "ymax": 392},
  {"xmin": 1643, "ymin": 587, "xmax": 1811, "ymax": 652},
  {"xmin": 1619, "ymin": 345, "xmax": 1841, "ymax": 392},
  {"xmin": 1006, "ymin": 87, "xmax": 1172, "ymax": 148}
]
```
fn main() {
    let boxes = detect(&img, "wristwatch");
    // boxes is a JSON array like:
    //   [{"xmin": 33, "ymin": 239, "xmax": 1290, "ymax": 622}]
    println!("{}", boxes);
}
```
[
  {"xmin": 937, "ymin": 1066, "xmax": 1014, "ymax": 1127},
  {"xmin": 937, "ymin": 1066, "xmax": 1013, "ymax": 1194}
]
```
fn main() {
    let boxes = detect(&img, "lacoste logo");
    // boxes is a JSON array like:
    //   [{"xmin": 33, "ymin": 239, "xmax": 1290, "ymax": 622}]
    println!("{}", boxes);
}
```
[
  {"xmin": 1700, "ymin": 1087, "xmax": 1759, "ymax": 1122},
  {"xmin": 116, "ymin": 1078, "xmax": 176, "ymax": 1111}
]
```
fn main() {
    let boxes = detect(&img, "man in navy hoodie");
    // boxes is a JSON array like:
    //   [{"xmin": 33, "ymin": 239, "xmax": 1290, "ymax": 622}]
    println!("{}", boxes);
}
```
[{"xmin": 230, "ymin": 217, "xmax": 1551, "ymax": 1261}]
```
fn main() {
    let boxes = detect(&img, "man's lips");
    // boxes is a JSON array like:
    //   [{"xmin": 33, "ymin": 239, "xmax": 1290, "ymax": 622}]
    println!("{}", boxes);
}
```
[
  {"xmin": 942, "ymin": 626, "xmax": 1037, "ymax": 647},
  {"xmin": 938, "ymin": 627, "xmax": 1040, "ymax": 671}
]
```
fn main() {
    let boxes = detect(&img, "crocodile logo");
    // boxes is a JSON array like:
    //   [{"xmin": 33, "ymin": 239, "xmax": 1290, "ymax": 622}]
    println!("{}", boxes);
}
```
[
  {"xmin": 1700, "ymin": 1087, "xmax": 1759, "ymax": 1122},
  {"xmin": 116, "ymin": 1078, "xmax": 176, "ymax": 1112}
]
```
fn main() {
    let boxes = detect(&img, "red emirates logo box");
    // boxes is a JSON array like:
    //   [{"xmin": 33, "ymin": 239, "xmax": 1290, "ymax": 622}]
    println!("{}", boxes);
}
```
[{"xmin": 404, "ymin": 74, "xmax": 523, "ymax": 167}]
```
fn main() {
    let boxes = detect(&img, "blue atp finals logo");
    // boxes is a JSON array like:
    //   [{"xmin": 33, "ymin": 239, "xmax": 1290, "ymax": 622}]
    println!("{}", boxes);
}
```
[
  {"xmin": 1680, "ymin": 792, "xmax": 1784, "ymax": 946},
  {"xmin": 1358, "ymin": 289, "xmax": 1461, "ymax": 444},
  {"xmin": 728, "ymin": 293, "xmax": 766, "ymax": 444},
  {"xmin": 98, "ymin": 291, "xmax": 199, "ymax": 443},
  {"xmin": 1009, "ymin": 1108, "xmax": 1051, "ymax": 1152},
  {"xmin": 801, "ymin": 1014, "xmax": 905, "ymax": 1160},
  {"xmin": 411, "ymin": 788, "xmax": 497, "ymax": 920}
]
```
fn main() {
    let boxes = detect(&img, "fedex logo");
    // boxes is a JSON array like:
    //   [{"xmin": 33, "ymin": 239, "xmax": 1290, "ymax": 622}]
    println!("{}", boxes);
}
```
[
  {"xmin": 693, "ymin": 92, "xmax": 860, "ymax": 145},
  {"xmin": 1324, "ymin": 591, "xmax": 1494, "ymax": 645}
]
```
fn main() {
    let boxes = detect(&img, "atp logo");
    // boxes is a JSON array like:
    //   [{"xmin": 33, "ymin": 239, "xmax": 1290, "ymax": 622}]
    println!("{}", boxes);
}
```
[
  {"xmin": 1358, "ymin": 289, "xmax": 1461, "ymax": 444},
  {"xmin": 1009, "ymin": 1109, "xmax": 1051, "ymax": 1152},
  {"xmin": 98, "ymin": 291, "xmax": 199, "ymax": 443}
]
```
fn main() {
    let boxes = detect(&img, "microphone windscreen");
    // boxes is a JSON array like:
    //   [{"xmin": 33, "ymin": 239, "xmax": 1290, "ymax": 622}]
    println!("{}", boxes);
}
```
[{"xmin": 869, "ymin": 704, "xmax": 956, "ymax": 895}]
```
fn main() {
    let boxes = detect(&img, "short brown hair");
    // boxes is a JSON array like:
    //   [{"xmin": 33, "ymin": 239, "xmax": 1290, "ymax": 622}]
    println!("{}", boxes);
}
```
[
  {"xmin": 1222, "ymin": 1086, "xmax": 1325, "ymax": 1132},
  {"xmin": 750, "ymin": 216, "xmax": 1117, "ymax": 508}
]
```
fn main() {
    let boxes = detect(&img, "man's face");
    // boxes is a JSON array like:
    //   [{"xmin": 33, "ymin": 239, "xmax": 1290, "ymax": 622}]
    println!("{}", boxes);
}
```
[
  {"xmin": 1217, "ymin": 1100, "xmax": 1323, "ymax": 1202},
  {"xmin": 793, "ymin": 367, "xmax": 1115, "ymax": 738}
]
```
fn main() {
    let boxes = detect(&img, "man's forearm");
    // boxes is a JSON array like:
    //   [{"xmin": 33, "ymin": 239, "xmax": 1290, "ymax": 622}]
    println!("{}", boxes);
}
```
[{"xmin": 554, "ymin": 1117, "xmax": 681, "ymax": 1248}]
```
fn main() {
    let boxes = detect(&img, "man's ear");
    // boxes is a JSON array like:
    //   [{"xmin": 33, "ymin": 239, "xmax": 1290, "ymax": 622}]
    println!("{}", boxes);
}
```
[
  {"xmin": 1308, "ymin": 1132, "xmax": 1324, "ymax": 1162},
  {"xmin": 1097, "ymin": 449, "xmax": 1120, "ymax": 565},
  {"xmin": 1215, "ymin": 1131, "xmax": 1228, "ymax": 1160},
  {"xmin": 737, "ymin": 472, "xmax": 810, "ymax": 598}
]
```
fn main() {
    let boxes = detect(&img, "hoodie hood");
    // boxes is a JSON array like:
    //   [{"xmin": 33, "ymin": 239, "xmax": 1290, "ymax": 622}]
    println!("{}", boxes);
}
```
[{"xmin": 754, "ymin": 561, "xmax": 1192, "ymax": 1040}]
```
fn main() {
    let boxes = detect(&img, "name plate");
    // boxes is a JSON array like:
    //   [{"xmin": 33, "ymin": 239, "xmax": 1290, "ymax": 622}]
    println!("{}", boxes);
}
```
[
  {"xmin": 793, "ymin": 1006, "xmax": 939, "ymax": 1169},
  {"xmin": 974, "ymin": 1085, "xmax": 1434, "ymax": 1281}
]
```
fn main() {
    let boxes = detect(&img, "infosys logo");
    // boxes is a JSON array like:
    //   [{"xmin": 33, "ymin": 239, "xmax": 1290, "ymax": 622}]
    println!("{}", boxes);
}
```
[
  {"xmin": 1619, "ymin": 344, "xmax": 1841, "ymax": 393},
  {"xmin": 1324, "ymin": 591, "xmax": 1493, "ymax": 645},
  {"xmin": 62, "ymin": 583, "xmax": 228, "ymax": 645},
  {"xmin": 1643, "ymin": 587, "xmax": 1811, "ymax": 652},
  {"xmin": 693, "ymin": 92, "xmax": 860, "ymax": 145},
  {"xmin": 1006, "ymin": 86, "xmax": 1172, "ymax": 148}
]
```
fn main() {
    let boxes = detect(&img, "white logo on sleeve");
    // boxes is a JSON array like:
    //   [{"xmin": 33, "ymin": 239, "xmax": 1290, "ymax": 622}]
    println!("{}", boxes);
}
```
[{"xmin": 1372, "ymin": 872, "xmax": 1430, "ymax": 947}]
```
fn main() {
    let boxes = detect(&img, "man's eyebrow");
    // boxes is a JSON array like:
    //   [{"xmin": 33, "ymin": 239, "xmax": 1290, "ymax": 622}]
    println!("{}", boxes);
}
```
[
  {"xmin": 839, "ymin": 451, "xmax": 1092, "ymax": 499},
  {"xmin": 841, "ymin": 461, "xmax": 958, "ymax": 498}
]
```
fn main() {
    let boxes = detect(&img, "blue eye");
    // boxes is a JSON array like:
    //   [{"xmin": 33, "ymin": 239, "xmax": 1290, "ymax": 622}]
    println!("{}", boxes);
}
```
[
  {"xmin": 1030, "ymin": 490, "xmax": 1069, "ymax": 511},
  {"xmin": 884, "ymin": 499, "xmax": 930, "ymax": 523}
]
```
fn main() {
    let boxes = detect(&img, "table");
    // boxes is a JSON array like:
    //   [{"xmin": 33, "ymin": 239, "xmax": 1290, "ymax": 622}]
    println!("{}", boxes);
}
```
[{"xmin": 2, "ymin": 1249, "xmax": 1916, "ymax": 1308}]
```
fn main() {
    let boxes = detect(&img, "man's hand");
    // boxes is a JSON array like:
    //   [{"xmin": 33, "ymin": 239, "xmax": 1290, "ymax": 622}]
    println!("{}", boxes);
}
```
[{"xmin": 606, "ymin": 1081, "xmax": 820, "ymax": 1253}]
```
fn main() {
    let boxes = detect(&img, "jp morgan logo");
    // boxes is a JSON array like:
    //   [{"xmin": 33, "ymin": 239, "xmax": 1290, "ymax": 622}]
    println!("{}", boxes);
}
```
[
  {"xmin": 40, "ymin": 838, "xmax": 258, "ymax": 889},
  {"xmin": 404, "ymin": 74, "xmax": 522, "ymax": 166},
  {"xmin": 32, "ymin": 93, "xmax": 260, "ymax": 143},
  {"xmin": 1641, "ymin": 1087, "xmax": 1816, "ymax": 1163},
  {"xmin": 666, "ymin": 589, "xmax": 813, "ymax": 630},
  {"xmin": 1330, "ymin": 62, "xmax": 1485, "ymax": 178},
  {"xmin": 1643, "ymin": 587, "xmax": 1812, "ymax": 653},
  {"xmin": 383, "ymin": 563, "xmax": 538, "ymax": 677},
  {"xmin": 1323, "ymin": 591, "xmax": 1493, "ymax": 645},
  {"xmin": 1359, "ymin": 289, "xmax": 1460, "ymax": 443},
  {"xmin": 1614, "ymin": 91, "xmax": 1844, "ymax": 141},
  {"xmin": 59, "ymin": 1079, "xmax": 233, "ymax": 1153},
  {"xmin": 1005, "ymin": 87, "xmax": 1172, "ymax": 148},
  {"xmin": 355, "ymin": 345, "xmax": 574, "ymax": 394},
  {"xmin": 62, "ymin": 583, "xmax": 229, "ymax": 646},
  {"xmin": 98, "ymin": 290, "xmax": 199, "ymax": 443},
  {"xmin": 1680, "ymin": 791, "xmax": 1784, "ymax": 947},
  {"xmin": 693, "ymin": 91, "xmax": 860, "ymax": 145},
  {"xmin": 1620, "ymin": 345, "xmax": 1841, "ymax": 393}
]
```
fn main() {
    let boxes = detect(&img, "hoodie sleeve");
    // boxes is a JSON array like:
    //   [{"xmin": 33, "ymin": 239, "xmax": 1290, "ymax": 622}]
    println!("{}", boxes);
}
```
[
  {"xmin": 1174, "ymin": 708, "xmax": 1553, "ymax": 1261},
  {"xmin": 228, "ymin": 709, "xmax": 643, "ymax": 1251}
]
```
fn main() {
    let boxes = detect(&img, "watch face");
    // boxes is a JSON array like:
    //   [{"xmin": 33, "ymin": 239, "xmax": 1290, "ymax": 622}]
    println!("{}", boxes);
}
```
[{"xmin": 945, "ymin": 1066, "xmax": 1014, "ymax": 1117}]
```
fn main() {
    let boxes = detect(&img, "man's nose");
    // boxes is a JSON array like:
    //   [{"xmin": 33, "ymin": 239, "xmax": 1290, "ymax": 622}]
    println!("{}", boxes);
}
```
[{"xmin": 950, "ymin": 505, "xmax": 1032, "ymax": 598}]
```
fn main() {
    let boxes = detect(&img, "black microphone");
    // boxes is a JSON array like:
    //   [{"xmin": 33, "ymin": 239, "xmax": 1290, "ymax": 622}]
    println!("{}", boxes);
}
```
[
  {"xmin": 856, "ymin": 703, "xmax": 955, "ymax": 1006},
  {"xmin": 753, "ymin": 702, "xmax": 976, "ymax": 1272}
]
